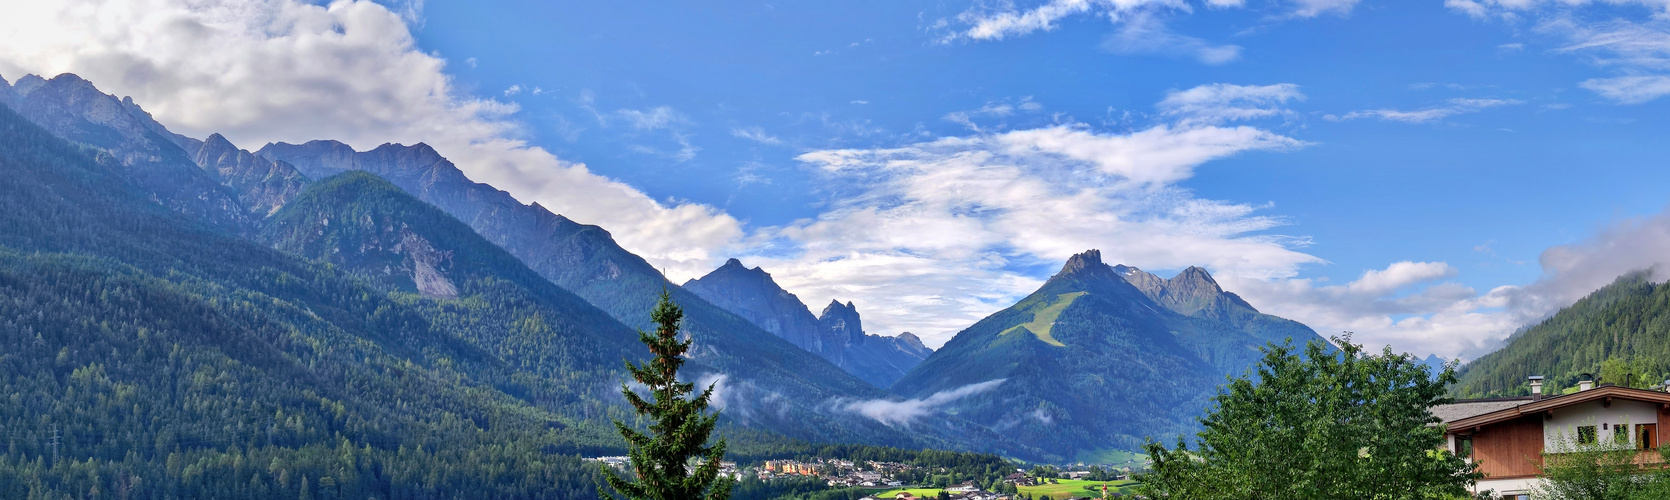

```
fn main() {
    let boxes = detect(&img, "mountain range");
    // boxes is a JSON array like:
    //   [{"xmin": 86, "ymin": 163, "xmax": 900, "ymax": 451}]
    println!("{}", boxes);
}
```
[
  {"xmin": 683, "ymin": 258, "xmax": 933, "ymax": 388},
  {"xmin": 0, "ymin": 70, "xmax": 1342, "ymax": 480},
  {"xmin": 893, "ymin": 250, "xmax": 1328, "ymax": 459}
]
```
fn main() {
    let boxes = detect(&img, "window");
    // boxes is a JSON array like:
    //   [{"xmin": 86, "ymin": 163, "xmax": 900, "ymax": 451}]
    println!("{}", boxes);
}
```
[
  {"xmin": 1579, "ymin": 426, "xmax": 1598, "ymax": 445},
  {"xmin": 1455, "ymin": 436, "xmax": 1472, "ymax": 459},
  {"xmin": 1616, "ymin": 424, "xmax": 1631, "ymax": 445},
  {"xmin": 1640, "ymin": 424, "xmax": 1659, "ymax": 450}
]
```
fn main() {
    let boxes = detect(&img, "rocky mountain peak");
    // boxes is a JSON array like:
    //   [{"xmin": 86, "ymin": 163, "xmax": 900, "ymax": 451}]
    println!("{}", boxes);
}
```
[
  {"xmin": 895, "ymin": 332, "xmax": 926, "ymax": 351},
  {"xmin": 1060, "ymin": 249, "xmax": 1105, "ymax": 275},
  {"xmin": 818, "ymin": 300, "xmax": 864, "ymax": 345},
  {"xmin": 12, "ymin": 74, "xmax": 46, "ymax": 96},
  {"xmin": 1168, "ymin": 266, "xmax": 1224, "ymax": 296}
]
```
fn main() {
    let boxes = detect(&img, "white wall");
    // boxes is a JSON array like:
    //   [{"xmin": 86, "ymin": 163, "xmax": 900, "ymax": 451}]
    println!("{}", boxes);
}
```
[
  {"xmin": 1477, "ymin": 476, "xmax": 1541, "ymax": 497},
  {"xmin": 1544, "ymin": 399, "xmax": 1659, "ymax": 449}
]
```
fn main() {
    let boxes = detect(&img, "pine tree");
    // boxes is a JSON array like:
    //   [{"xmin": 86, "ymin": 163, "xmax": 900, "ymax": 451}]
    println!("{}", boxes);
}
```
[{"xmin": 600, "ymin": 290, "xmax": 734, "ymax": 500}]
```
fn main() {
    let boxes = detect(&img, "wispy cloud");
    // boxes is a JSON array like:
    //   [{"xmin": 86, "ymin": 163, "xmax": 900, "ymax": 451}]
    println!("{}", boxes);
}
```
[
  {"xmin": 837, "ymin": 380, "xmax": 1006, "ymax": 426},
  {"xmin": 1100, "ymin": 10, "xmax": 1243, "ymax": 65},
  {"xmin": 1580, "ymin": 75, "xmax": 1670, "ymax": 103},
  {"xmin": 948, "ymin": 0, "xmax": 1358, "ymax": 44},
  {"xmin": 1329, "ymin": 98, "xmax": 1522, "ymax": 124},
  {"xmin": 1158, "ymin": 83, "xmax": 1305, "ymax": 125},
  {"xmin": 732, "ymin": 126, "xmax": 783, "ymax": 145},
  {"xmin": 1448, "ymin": 2, "xmax": 1670, "ymax": 103},
  {"xmin": 615, "ymin": 106, "xmax": 688, "ymax": 131}
]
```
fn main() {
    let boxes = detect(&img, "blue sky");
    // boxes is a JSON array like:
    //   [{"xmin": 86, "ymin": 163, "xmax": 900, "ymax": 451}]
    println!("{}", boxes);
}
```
[{"xmin": 4, "ymin": 0, "xmax": 1670, "ymax": 357}]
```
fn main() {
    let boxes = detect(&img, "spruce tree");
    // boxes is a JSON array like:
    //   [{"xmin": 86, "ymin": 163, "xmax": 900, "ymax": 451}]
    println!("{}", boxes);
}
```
[{"xmin": 600, "ymin": 290, "xmax": 734, "ymax": 500}]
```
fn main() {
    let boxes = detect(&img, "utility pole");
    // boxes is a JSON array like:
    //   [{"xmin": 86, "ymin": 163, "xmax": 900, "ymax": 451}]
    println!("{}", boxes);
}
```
[{"xmin": 48, "ymin": 424, "xmax": 60, "ymax": 466}]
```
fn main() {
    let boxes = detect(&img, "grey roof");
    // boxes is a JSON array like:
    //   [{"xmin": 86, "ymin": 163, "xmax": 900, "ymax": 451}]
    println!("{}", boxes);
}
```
[{"xmin": 1430, "ymin": 398, "xmax": 1533, "ymax": 424}]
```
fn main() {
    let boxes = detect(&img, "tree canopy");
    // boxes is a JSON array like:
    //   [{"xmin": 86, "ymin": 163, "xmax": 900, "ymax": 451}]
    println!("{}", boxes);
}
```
[{"xmin": 1139, "ymin": 337, "xmax": 1479, "ymax": 499}]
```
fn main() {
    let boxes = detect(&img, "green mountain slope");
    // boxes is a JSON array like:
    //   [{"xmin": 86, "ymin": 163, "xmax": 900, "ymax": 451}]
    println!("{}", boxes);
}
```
[
  {"xmin": 891, "ymin": 250, "xmax": 1328, "ymax": 459},
  {"xmin": 1455, "ymin": 271, "xmax": 1670, "ymax": 397},
  {"xmin": 0, "ymin": 101, "xmax": 619, "ymax": 497}
]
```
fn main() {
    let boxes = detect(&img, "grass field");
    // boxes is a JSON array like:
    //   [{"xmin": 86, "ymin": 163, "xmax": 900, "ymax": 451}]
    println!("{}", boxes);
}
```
[
  {"xmin": 870, "ymin": 487, "xmax": 947, "ymax": 498},
  {"xmin": 872, "ymin": 479, "xmax": 1140, "ymax": 499},
  {"xmin": 1073, "ymin": 447, "xmax": 1148, "ymax": 465}
]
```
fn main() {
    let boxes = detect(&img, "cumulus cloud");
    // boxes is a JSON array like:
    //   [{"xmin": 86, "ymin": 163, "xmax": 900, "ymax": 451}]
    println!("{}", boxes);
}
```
[
  {"xmin": 742, "ymin": 85, "xmax": 1314, "ymax": 346},
  {"xmin": 1225, "ymin": 205, "xmax": 1670, "ymax": 359},
  {"xmin": 1329, "ymin": 98, "xmax": 1523, "ymax": 123},
  {"xmin": 837, "ymin": 380, "xmax": 1007, "ymax": 426},
  {"xmin": 0, "ymin": 0, "xmax": 743, "ymax": 280}
]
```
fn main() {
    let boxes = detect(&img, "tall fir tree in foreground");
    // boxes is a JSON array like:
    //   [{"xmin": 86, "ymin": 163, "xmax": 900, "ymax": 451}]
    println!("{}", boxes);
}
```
[
  {"xmin": 1139, "ymin": 336, "xmax": 1479, "ymax": 499},
  {"xmin": 601, "ymin": 290, "xmax": 734, "ymax": 500}
]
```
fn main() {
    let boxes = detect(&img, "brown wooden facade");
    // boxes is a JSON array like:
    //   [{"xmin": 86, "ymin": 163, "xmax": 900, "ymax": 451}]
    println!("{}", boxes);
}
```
[
  {"xmin": 1448, "ymin": 386, "xmax": 1670, "ymax": 482},
  {"xmin": 1471, "ymin": 416, "xmax": 1544, "ymax": 478}
]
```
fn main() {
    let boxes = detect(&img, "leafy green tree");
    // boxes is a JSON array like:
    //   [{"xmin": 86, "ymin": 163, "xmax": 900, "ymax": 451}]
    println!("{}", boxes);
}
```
[
  {"xmin": 600, "ymin": 291, "xmax": 734, "ymax": 500},
  {"xmin": 1139, "ymin": 337, "xmax": 1480, "ymax": 499},
  {"xmin": 1597, "ymin": 357, "xmax": 1655, "ymax": 389}
]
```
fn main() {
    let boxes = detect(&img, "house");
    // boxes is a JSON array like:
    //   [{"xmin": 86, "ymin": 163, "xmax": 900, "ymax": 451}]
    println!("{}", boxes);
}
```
[
  {"xmin": 895, "ymin": 492, "xmax": 916, "ymax": 500},
  {"xmin": 946, "ymin": 481, "xmax": 981, "ymax": 493},
  {"xmin": 1433, "ymin": 376, "xmax": 1670, "ymax": 499}
]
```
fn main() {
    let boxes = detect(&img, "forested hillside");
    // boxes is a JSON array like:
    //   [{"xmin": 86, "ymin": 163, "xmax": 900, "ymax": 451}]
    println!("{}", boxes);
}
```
[
  {"xmin": 1455, "ymin": 271, "xmax": 1670, "ymax": 397},
  {"xmin": 0, "ymin": 101, "xmax": 629, "ymax": 497}
]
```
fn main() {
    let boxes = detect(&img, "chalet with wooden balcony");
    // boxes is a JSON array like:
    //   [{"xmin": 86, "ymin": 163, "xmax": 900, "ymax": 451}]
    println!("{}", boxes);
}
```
[{"xmin": 1432, "ymin": 376, "xmax": 1670, "ymax": 499}]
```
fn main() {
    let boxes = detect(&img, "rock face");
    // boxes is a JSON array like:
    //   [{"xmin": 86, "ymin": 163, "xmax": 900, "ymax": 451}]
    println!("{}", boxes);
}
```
[
  {"xmin": 0, "ymin": 73, "xmax": 248, "ymax": 232},
  {"xmin": 892, "ymin": 249, "xmax": 1327, "ymax": 460},
  {"xmin": 192, "ymin": 134, "xmax": 309, "ymax": 217},
  {"xmin": 684, "ymin": 260, "xmax": 935, "ymax": 388}
]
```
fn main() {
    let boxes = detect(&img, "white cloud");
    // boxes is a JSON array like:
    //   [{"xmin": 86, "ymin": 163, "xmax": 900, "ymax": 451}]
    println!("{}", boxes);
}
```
[
  {"xmin": 1450, "ymin": 2, "xmax": 1670, "ymax": 103},
  {"xmin": 1580, "ymin": 75, "xmax": 1670, "ymax": 102},
  {"xmin": 951, "ymin": 0, "xmax": 1357, "ymax": 43},
  {"xmin": 1228, "ymin": 206, "xmax": 1670, "ymax": 359},
  {"xmin": 731, "ymin": 126, "xmax": 783, "ymax": 145},
  {"xmin": 503, "ymin": 84, "xmax": 522, "ymax": 96},
  {"xmin": 1100, "ymin": 11, "xmax": 1243, "ymax": 65},
  {"xmin": 1224, "ymin": 270, "xmax": 1523, "ymax": 361},
  {"xmin": 615, "ymin": 106, "xmax": 687, "ymax": 131},
  {"xmin": 837, "ymin": 380, "xmax": 1006, "ymax": 426},
  {"xmin": 1331, "ymin": 98, "xmax": 1523, "ymax": 123},
  {"xmin": 1290, "ymin": 0, "xmax": 1361, "ymax": 17},
  {"xmin": 1449, "ymin": 0, "xmax": 1670, "ymax": 19},
  {"xmin": 744, "ymin": 91, "xmax": 1314, "ymax": 346},
  {"xmin": 960, "ymin": 0, "xmax": 1099, "ymax": 41},
  {"xmin": 0, "ymin": 0, "xmax": 743, "ymax": 281},
  {"xmin": 1158, "ymin": 83, "xmax": 1304, "ymax": 125}
]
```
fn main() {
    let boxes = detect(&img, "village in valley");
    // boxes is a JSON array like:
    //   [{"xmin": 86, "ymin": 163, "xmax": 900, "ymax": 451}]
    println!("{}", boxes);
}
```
[{"xmin": 589, "ymin": 456, "xmax": 1142, "ymax": 499}]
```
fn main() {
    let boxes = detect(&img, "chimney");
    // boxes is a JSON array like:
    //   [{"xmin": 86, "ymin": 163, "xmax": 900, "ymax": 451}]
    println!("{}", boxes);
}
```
[
  {"xmin": 1579, "ymin": 373, "xmax": 1595, "ymax": 392},
  {"xmin": 1529, "ymin": 376, "xmax": 1544, "ymax": 400}
]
